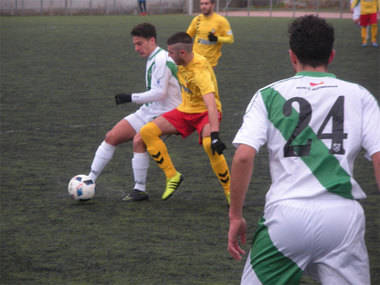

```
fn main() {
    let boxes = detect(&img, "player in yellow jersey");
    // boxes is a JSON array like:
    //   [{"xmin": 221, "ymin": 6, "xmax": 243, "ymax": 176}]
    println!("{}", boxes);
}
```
[
  {"xmin": 351, "ymin": 0, "xmax": 380, "ymax": 46},
  {"xmin": 140, "ymin": 32, "xmax": 231, "ymax": 204},
  {"xmin": 186, "ymin": 0, "xmax": 234, "ymax": 67}
]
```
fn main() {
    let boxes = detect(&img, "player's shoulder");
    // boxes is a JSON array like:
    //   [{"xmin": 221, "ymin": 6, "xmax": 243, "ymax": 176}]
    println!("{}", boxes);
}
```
[
  {"xmin": 214, "ymin": 12, "xmax": 228, "ymax": 20},
  {"xmin": 333, "ymin": 77, "xmax": 374, "ymax": 98},
  {"xmin": 191, "ymin": 14, "xmax": 202, "ymax": 23},
  {"xmin": 258, "ymin": 75, "xmax": 298, "ymax": 94},
  {"xmin": 213, "ymin": 13, "xmax": 231, "ymax": 23},
  {"xmin": 151, "ymin": 47, "xmax": 170, "ymax": 62},
  {"xmin": 192, "ymin": 52, "xmax": 211, "ymax": 68}
]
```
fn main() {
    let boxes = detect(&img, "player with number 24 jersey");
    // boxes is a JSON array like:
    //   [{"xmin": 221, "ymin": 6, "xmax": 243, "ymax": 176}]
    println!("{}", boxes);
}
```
[{"xmin": 233, "ymin": 71, "xmax": 380, "ymax": 206}]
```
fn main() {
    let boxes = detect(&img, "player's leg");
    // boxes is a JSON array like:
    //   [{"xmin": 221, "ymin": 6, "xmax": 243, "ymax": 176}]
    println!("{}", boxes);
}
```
[
  {"xmin": 132, "ymin": 134, "xmax": 150, "ymax": 191},
  {"xmin": 201, "ymin": 122, "xmax": 231, "ymax": 204},
  {"xmin": 306, "ymin": 200, "xmax": 370, "ymax": 285},
  {"xmin": 369, "ymin": 13, "xmax": 378, "ymax": 46},
  {"xmin": 241, "ymin": 217, "xmax": 303, "ymax": 285},
  {"xmin": 360, "ymin": 15, "xmax": 369, "ymax": 46},
  {"xmin": 140, "ymin": 114, "xmax": 184, "ymax": 200},
  {"xmin": 202, "ymin": 136, "xmax": 231, "ymax": 204},
  {"xmin": 122, "ymin": 134, "xmax": 150, "ymax": 201},
  {"xmin": 121, "ymin": 108, "xmax": 157, "ymax": 201},
  {"xmin": 140, "ymin": 116, "xmax": 178, "ymax": 178},
  {"xmin": 88, "ymin": 119, "xmax": 136, "ymax": 181}
]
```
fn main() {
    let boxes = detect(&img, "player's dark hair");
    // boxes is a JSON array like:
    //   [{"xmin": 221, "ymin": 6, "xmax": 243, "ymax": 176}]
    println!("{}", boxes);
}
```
[
  {"xmin": 289, "ymin": 15, "xmax": 334, "ymax": 67},
  {"xmin": 131, "ymin": 23, "xmax": 156, "ymax": 40},
  {"xmin": 167, "ymin": 32, "xmax": 193, "ymax": 45}
]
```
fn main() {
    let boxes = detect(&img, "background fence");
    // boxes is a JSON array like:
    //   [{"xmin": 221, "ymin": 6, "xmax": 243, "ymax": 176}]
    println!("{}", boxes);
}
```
[
  {"xmin": 1, "ymin": 0, "xmax": 352, "ymax": 16},
  {"xmin": 0, "ymin": 0, "xmax": 185, "ymax": 15}
]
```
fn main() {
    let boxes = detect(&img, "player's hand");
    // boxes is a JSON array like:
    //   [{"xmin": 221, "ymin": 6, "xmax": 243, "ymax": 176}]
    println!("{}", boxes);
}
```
[
  {"xmin": 115, "ymin": 93, "xmax": 132, "ymax": 105},
  {"xmin": 211, "ymin": 132, "xmax": 226, "ymax": 155},
  {"xmin": 228, "ymin": 217, "xmax": 247, "ymax": 260},
  {"xmin": 208, "ymin": 32, "xmax": 218, "ymax": 42}
]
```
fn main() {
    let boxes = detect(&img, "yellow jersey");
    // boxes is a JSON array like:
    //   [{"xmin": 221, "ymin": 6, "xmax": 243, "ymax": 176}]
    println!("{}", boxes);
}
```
[
  {"xmin": 351, "ymin": 0, "xmax": 379, "ymax": 14},
  {"xmin": 177, "ymin": 52, "xmax": 222, "ymax": 114},
  {"xmin": 186, "ymin": 13, "xmax": 233, "ymax": 67}
]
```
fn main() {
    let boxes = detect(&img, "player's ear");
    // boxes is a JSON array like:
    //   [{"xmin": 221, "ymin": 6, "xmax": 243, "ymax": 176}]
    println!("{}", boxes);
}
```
[
  {"xmin": 328, "ymin": 49, "xmax": 335, "ymax": 64},
  {"xmin": 289, "ymin": 49, "xmax": 297, "ymax": 64},
  {"xmin": 288, "ymin": 49, "xmax": 298, "ymax": 70}
]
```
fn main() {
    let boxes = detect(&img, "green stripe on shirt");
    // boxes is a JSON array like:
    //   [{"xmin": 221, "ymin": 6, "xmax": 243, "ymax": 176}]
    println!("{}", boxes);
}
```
[{"xmin": 261, "ymin": 87, "xmax": 353, "ymax": 199}]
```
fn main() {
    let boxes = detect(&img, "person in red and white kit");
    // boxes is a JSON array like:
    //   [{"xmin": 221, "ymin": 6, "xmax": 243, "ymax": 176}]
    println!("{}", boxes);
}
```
[
  {"xmin": 87, "ymin": 23, "xmax": 181, "ymax": 201},
  {"xmin": 351, "ymin": 0, "xmax": 380, "ymax": 46}
]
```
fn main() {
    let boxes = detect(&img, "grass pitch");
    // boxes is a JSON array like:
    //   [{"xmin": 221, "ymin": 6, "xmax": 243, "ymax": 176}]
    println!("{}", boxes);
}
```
[{"xmin": 1, "ymin": 15, "xmax": 379, "ymax": 284}]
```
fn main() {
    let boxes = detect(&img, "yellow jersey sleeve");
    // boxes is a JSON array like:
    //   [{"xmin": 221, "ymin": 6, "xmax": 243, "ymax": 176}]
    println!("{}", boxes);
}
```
[{"xmin": 186, "ymin": 16, "xmax": 198, "ymax": 38}]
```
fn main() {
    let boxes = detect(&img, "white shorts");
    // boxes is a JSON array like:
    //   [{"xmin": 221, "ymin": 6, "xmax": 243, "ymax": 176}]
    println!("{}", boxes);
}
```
[
  {"xmin": 242, "ymin": 198, "xmax": 370, "ymax": 285},
  {"xmin": 124, "ymin": 104, "xmax": 165, "ymax": 133}
]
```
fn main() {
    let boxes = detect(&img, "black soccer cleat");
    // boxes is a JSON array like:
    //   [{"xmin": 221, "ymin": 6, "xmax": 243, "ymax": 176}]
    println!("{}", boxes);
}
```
[{"xmin": 122, "ymin": 189, "xmax": 149, "ymax": 202}]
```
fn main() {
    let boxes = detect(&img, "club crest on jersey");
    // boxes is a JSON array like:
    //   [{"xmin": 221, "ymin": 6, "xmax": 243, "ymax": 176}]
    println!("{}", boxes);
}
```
[
  {"xmin": 332, "ymin": 143, "xmax": 343, "ymax": 153},
  {"xmin": 180, "ymin": 83, "xmax": 192, "ymax": 94}
]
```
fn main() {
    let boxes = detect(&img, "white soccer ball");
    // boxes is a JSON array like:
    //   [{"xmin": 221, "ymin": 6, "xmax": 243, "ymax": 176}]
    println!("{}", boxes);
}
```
[{"xmin": 68, "ymin": 174, "xmax": 96, "ymax": 201}]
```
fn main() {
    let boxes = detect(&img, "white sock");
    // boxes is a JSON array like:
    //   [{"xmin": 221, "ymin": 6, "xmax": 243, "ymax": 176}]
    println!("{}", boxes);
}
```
[
  {"xmin": 88, "ymin": 141, "xmax": 115, "ymax": 181},
  {"xmin": 132, "ymin": 152, "xmax": 149, "ymax": 192}
]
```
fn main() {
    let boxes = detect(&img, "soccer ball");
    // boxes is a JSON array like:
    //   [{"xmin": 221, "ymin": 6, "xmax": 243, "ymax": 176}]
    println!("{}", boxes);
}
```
[{"xmin": 68, "ymin": 174, "xmax": 96, "ymax": 201}]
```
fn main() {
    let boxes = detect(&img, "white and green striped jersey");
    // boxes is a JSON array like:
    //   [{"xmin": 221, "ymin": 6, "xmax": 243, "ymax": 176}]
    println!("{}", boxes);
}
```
[
  {"xmin": 131, "ymin": 47, "xmax": 181, "ymax": 113},
  {"xmin": 233, "ymin": 71, "xmax": 380, "ymax": 205}
]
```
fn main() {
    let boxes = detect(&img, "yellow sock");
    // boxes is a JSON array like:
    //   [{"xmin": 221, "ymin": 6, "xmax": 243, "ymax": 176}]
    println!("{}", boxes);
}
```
[
  {"xmin": 202, "ymin": 136, "xmax": 230, "ymax": 202},
  {"xmin": 371, "ymin": 24, "xmax": 378, "ymax": 43},
  {"xmin": 140, "ymin": 122, "xmax": 177, "ymax": 179},
  {"xmin": 361, "ymin": 27, "xmax": 368, "ymax": 44}
]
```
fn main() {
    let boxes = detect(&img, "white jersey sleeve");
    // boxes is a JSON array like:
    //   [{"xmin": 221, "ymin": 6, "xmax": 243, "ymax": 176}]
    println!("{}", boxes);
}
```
[
  {"xmin": 232, "ymin": 91, "xmax": 268, "ymax": 152},
  {"xmin": 360, "ymin": 86, "xmax": 380, "ymax": 158},
  {"xmin": 131, "ymin": 47, "xmax": 181, "ymax": 111}
]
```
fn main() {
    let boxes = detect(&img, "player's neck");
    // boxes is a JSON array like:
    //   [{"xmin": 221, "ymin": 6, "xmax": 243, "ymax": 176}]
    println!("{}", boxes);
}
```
[
  {"xmin": 182, "ymin": 52, "xmax": 194, "ymax": 67},
  {"xmin": 203, "ymin": 11, "xmax": 214, "ymax": 17},
  {"xmin": 148, "ymin": 45, "xmax": 158, "ymax": 56},
  {"xmin": 297, "ymin": 65, "xmax": 328, "ymax": 73}
]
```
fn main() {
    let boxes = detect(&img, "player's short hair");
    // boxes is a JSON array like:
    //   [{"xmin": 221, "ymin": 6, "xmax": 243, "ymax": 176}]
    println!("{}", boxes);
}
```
[
  {"xmin": 131, "ymin": 23, "xmax": 157, "ymax": 40},
  {"xmin": 167, "ymin": 32, "xmax": 193, "ymax": 52},
  {"xmin": 289, "ymin": 15, "xmax": 334, "ymax": 67}
]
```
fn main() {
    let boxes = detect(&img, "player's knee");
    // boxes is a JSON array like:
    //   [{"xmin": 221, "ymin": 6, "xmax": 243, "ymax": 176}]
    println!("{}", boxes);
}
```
[
  {"xmin": 105, "ymin": 129, "xmax": 121, "ymax": 146},
  {"xmin": 133, "ymin": 133, "xmax": 146, "ymax": 152},
  {"xmin": 202, "ymin": 136, "xmax": 213, "ymax": 156},
  {"xmin": 140, "ymin": 122, "xmax": 161, "ymax": 143}
]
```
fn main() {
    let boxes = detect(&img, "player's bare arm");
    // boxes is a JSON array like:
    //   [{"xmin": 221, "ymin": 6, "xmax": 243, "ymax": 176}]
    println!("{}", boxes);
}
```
[
  {"xmin": 228, "ymin": 144, "xmax": 256, "ymax": 260},
  {"xmin": 202, "ymin": 92, "xmax": 219, "ymax": 134},
  {"xmin": 202, "ymin": 92, "xmax": 226, "ymax": 155},
  {"xmin": 372, "ymin": 151, "xmax": 380, "ymax": 191}
]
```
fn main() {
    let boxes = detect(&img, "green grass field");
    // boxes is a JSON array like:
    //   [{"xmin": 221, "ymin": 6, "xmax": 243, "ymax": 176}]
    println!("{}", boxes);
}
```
[{"xmin": 1, "ymin": 15, "xmax": 379, "ymax": 284}]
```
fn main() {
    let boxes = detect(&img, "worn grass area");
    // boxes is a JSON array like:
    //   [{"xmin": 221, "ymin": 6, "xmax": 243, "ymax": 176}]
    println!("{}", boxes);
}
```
[{"xmin": 1, "ymin": 15, "xmax": 379, "ymax": 284}]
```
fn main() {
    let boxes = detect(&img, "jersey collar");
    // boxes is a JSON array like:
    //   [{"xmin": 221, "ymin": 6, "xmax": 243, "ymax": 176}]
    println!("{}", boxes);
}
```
[
  {"xmin": 296, "ymin": 71, "xmax": 336, "ymax": 78},
  {"xmin": 148, "ymin": 47, "xmax": 162, "ymax": 60}
]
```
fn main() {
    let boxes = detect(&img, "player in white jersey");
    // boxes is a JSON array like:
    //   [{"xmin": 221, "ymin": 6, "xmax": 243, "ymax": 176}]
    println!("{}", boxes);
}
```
[
  {"xmin": 87, "ymin": 23, "xmax": 181, "ymax": 201},
  {"xmin": 228, "ymin": 15, "xmax": 380, "ymax": 284},
  {"xmin": 351, "ymin": 0, "xmax": 361, "ymax": 24}
]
